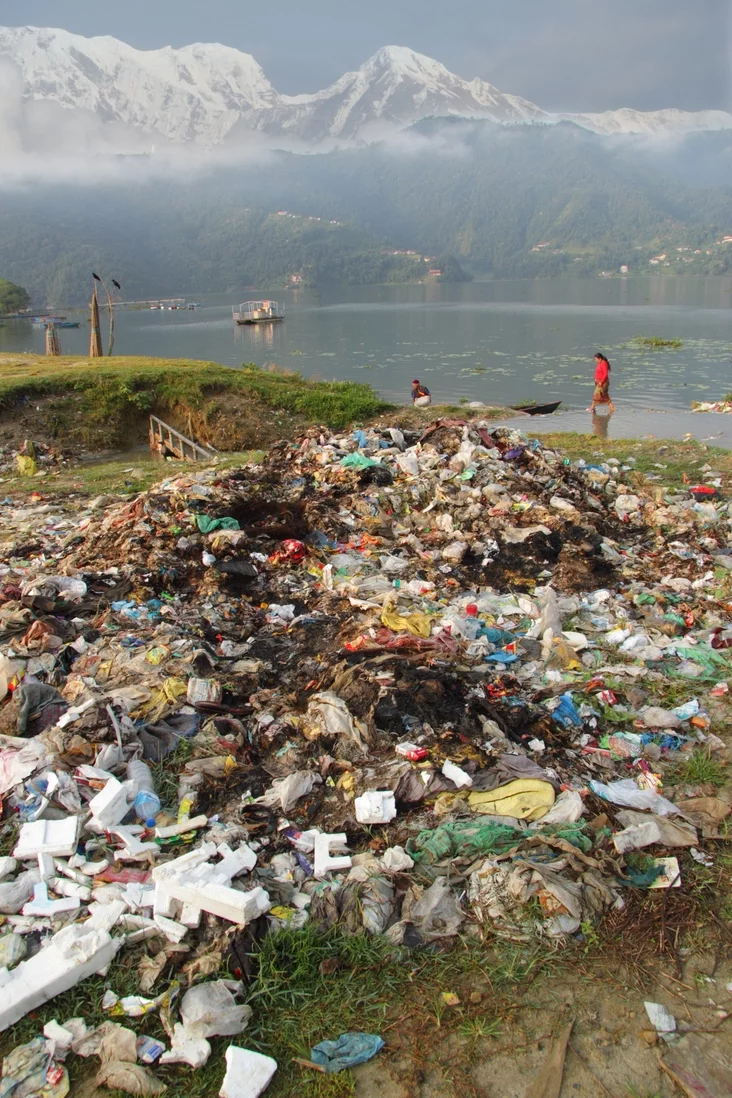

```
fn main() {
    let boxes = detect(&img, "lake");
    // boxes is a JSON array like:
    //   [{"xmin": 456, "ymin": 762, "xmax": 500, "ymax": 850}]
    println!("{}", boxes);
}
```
[{"xmin": 3, "ymin": 277, "xmax": 732, "ymax": 409}]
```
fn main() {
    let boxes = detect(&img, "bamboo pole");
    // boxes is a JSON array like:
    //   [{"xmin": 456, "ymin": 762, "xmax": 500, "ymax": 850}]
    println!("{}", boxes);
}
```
[
  {"xmin": 89, "ymin": 285, "xmax": 102, "ymax": 357},
  {"xmin": 45, "ymin": 323, "xmax": 61, "ymax": 356}
]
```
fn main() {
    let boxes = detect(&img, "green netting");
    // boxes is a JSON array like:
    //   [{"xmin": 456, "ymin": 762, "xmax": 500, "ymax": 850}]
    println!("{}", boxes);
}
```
[{"xmin": 407, "ymin": 818, "xmax": 593, "ymax": 865}]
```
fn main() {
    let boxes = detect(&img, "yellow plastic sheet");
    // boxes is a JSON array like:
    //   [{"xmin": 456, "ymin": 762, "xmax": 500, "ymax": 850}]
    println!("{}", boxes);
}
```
[
  {"xmin": 468, "ymin": 779, "xmax": 555, "ymax": 821},
  {"xmin": 16, "ymin": 456, "xmax": 37, "ymax": 477},
  {"xmin": 381, "ymin": 609, "xmax": 432, "ymax": 638}
]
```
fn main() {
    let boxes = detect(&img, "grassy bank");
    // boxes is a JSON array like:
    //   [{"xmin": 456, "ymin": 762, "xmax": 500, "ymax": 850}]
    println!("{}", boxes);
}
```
[
  {"xmin": 0, "ymin": 354, "xmax": 512, "ymax": 458},
  {"xmin": 540, "ymin": 431, "xmax": 732, "ymax": 492},
  {"xmin": 0, "ymin": 354, "xmax": 393, "ymax": 452}
]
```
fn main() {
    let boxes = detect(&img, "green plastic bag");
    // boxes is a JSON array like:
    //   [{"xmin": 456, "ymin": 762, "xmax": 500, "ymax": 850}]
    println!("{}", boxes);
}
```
[
  {"xmin": 196, "ymin": 515, "xmax": 241, "ymax": 533},
  {"xmin": 341, "ymin": 452, "xmax": 380, "ymax": 470}
]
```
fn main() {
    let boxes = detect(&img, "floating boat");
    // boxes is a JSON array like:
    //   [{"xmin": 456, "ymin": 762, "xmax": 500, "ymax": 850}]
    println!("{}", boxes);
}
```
[
  {"xmin": 510, "ymin": 400, "xmax": 562, "ymax": 416},
  {"xmin": 32, "ymin": 318, "xmax": 79, "ymax": 329},
  {"xmin": 233, "ymin": 300, "xmax": 284, "ymax": 325}
]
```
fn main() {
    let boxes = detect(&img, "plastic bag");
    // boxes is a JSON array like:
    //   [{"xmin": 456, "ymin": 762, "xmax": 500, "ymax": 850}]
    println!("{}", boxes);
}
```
[
  {"xmin": 310, "ymin": 1032, "xmax": 385, "ymax": 1074},
  {"xmin": 468, "ymin": 779, "xmax": 555, "ymax": 821},
  {"xmin": 381, "ymin": 609, "xmax": 432, "ymax": 638},
  {"xmin": 406, "ymin": 877, "xmax": 464, "ymax": 940},
  {"xmin": 589, "ymin": 778, "xmax": 681, "ymax": 816},
  {"xmin": 179, "ymin": 981, "xmax": 252, "ymax": 1039}
]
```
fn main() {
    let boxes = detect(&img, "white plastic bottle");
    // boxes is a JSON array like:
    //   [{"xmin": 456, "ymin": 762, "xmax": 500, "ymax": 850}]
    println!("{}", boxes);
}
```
[{"xmin": 126, "ymin": 760, "xmax": 161, "ymax": 826}]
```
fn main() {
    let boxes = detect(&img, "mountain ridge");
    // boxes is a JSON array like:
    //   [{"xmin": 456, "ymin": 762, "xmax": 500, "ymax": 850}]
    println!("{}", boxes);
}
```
[{"xmin": 1, "ymin": 25, "xmax": 731, "ymax": 149}]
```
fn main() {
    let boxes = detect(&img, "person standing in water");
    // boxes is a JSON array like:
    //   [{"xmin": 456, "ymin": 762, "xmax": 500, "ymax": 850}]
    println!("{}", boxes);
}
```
[
  {"xmin": 411, "ymin": 379, "xmax": 432, "ymax": 406},
  {"xmin": 588, "ymin": 352, "xmax": 615, "ymax": 414}
]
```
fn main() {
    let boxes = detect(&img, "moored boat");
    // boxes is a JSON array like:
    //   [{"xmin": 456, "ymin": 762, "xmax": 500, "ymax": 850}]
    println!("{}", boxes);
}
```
[{"xmin": 233, "ymin": 300, "xmax": 284, "ymax": 325}]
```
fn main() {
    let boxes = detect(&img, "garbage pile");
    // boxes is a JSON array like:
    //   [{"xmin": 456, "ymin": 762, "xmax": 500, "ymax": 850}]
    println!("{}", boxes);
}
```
[{"xmin": 0, "ymin": 417, "xmax": 729, "ymax": 1093}]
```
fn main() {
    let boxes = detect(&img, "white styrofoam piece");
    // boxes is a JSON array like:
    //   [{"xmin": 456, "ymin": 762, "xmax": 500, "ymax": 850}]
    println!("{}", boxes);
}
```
[
  {"xmin": 217, "ymin": 843, "xmax": 257, "ymax": 877},
  {"xmin": 155, "ymin": 815, "xmax": 208, "ymax": 839},
  {"xmin": 89, "ymin": 778, "xmax": 131, "ymax": 828},
  {"xmin": 313, "ymin": 833, "xmax": 352, "ymax": 878},
  {"xmin": 22, "ymin": 881, "xmax": 80, "ymax": 917},
  {"xmin": 159, "ymin": 1023, "xmax": 211, "ymax": 1068},
  {"xmin": 153, "ymin": 913, "xmax": 189, "ymax": 943},
  {"xmin": 43, "ymin": 1019, "xmax": 75, "ymax": 1048},
  {"xmin": 14, "ymin": 818, "xmax": 80, "ymax": 860},
  {"xmin": 38, "ymin": 853, "xmax": 55, "ymax": 881},
  {"xmin": 219, "ymin": 1046, "xmax": 277, "ymax": 1098},
  {"xmin": 85, "ymin": 899, "xmax": 127, "ymax": 932},
  {"xmin": 180, "ymin": 903, "xmax": 202, "ymax": 928},
  {"xmin": 354, "ymin": 790, "xmax": 397, "ymax": 825},
  {"xmin": 48, "ymin": 878, "xmax": 91, "ymax": 902},
  {"xmin": 154, "ymin": 880, "xmax": 270, "ymax": 925},
  {"xmin": 0, "ymin": 924, "xmax": 121, "ymax": 1031},
  {"xmin": 109, "ymin": 826, "xmax": 159, "ymax": 859}
]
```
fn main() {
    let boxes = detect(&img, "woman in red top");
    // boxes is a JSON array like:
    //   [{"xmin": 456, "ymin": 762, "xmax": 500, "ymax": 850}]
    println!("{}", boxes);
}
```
[{"xmin": 588, "ymin": 352, "xmax": 615, "ymax": 414}]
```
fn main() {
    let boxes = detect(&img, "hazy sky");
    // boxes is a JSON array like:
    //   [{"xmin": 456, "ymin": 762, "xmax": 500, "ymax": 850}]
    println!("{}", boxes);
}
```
[{"xmin": 3, "ymin": 0, "xmax": 731, "ymax": 112}]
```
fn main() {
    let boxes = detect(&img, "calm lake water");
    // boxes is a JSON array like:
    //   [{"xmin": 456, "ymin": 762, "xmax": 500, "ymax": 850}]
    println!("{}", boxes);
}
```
[{"xmin": 3, "ymin": 278, "xmax": 732, "ymax": 410}]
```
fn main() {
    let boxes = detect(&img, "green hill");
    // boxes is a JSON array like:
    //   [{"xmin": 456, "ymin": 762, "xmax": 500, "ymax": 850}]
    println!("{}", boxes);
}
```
[{"xmin": 1, "ymin": 121, "xmax": 731, "ymax": 303}]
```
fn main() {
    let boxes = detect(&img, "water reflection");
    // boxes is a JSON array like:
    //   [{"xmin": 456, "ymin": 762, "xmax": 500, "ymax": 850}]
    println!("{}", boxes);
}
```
[{"xmin": 591, "ymin": 411, "xmax": 611, "ymax": 440}]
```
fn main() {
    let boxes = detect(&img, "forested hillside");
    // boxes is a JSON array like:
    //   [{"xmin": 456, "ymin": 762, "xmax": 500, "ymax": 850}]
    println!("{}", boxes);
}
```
[{"xmin": 2, "ymin": 120, "xmax": 731, "ymax": 303}]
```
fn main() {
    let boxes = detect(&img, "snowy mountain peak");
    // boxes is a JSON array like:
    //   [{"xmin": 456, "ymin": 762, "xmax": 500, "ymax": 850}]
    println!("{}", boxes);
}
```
[{"xmin": 1, "ymin": 25, "xmax": 730, "ymax": 150}]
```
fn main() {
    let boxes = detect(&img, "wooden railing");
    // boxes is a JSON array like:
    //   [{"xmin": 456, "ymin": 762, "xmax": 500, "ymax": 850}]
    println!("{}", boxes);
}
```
[{"xmin": 149, "ymin": 415, "xmax": 215, "ymax": 462}]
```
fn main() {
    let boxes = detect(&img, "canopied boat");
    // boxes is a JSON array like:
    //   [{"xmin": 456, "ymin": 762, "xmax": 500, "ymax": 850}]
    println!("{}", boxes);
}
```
[{"xmin": 232, "ymin": 300, "xmax": 284, "ymax": 325}]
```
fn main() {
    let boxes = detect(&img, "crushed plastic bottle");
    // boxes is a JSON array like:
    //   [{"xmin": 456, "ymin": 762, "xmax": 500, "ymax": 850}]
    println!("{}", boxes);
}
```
[{"xmin": 126, "ymin": 760, "xmax": 161, "ymax": 826}]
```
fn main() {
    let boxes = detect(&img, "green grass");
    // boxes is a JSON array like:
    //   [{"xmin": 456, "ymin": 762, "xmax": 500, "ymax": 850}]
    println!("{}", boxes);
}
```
[
  {"xmin": 0, "ymin": 355, "xmax": 390, "ymax": 426},
  {"xmin": 538, "ymin": 432, "xmax": 732, "ymax": 493},
  {"xmin": 679, "ymin": 748, "xmax": 727, "ymax": 787},
  {"xmin": 0, "ymin": 925, "xmax": 552, "ymax": 1098},
  {"xmin": 0, "ymin": 353, "xmax": 392, "ymax": 445},
  {"xmin": 0, "ymin": 449, "xmax": 266, "ymax": 497},
  {"xmin": 628, "ymin": 336, "xmax": 683, "ymax": 350}
]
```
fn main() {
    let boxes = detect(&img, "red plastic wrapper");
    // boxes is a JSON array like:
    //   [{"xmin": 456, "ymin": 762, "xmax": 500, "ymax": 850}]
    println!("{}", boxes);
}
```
[{"xmin": 270, "ymin": 539, "xmax": 307, "ymax": 565}]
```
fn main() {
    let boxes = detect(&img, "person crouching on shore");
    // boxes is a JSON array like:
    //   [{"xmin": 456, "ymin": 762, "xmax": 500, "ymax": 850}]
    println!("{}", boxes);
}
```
[{"xmin": 412, "ymin": 379, "xmax": 432, "ymax": 406}]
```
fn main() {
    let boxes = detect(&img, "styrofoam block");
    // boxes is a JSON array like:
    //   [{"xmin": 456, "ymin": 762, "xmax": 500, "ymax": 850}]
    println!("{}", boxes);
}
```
[
  {"xmin": 217, "ymin": 843, "xmax": 257, "ymax": 877},
  {"xmin": 153, "ymin": 879, "xmax": 271, "ymax": 925},
  {"xmin": 313, "ymin": 833, "xmax": 352, "ymax": 879},
  {"xmin": 49, "ymin": 878, "xmax": 91, "ymax": 902},
  {"xmin": 151, "ymin": 844, "xmax": 217, "ymax": 883},
  {"xmin": 155, "ymin": 815, "xmax": 208, "ymax": 839},
  {"xmin": 354, "ymin": 790, "xmax": 397, "ymax": 825},
  {"xmin": 0, "ymin": 923, "xmax": 121, "ymax": 1031},
  {"xmin": 159, "ymin": 1023, "xmax": 211, "ymax": 1068},
  {"xmin": 180, "ymin": 903, "xmax": 202, "ymax": 928},
  {"xmin": 38, "ymin": 853, "xmax": 55, "ymax": 881},
  {"xmin": 22, "ymin": 881, "xmax": 80, "ymax": 917},
  {"xmin": 86, "ymin": 899, "xmax": 127, "ymax": 932},
  {"xmin": 89, "ymin": 778, "xmax": 131, "ymax": 828},
  {"xmin": 153, "ymin": 914, "xmax": 189, "ymax": 943},
  {"xmin": 14, "ymin": 818, "xmax": 80, "ymax": 860},
  {"xmin": 109, "ymin": 827, "xmax": 159, "ymax": 859},
  {"xmin": 219, "ymin": 1046, "xmax": 277, "ymax": 1098},
  {"xmin": 43, "ymin": 1019, "xmax": 75, "ymax": 1049}
]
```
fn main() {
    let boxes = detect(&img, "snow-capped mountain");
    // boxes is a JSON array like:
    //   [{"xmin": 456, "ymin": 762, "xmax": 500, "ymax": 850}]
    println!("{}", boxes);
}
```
[
  {"xmin": 244, "ymin": 46, "xmax": 549, "ymax": 141},
  {"xmin": 1, "ymin": 25, "xmax": 731, "ymax": 150},
  {"xmin": 561, "ymin": 107, "xmax": 732, "ymax": 137},
  {"xmin": 0, "ymin": 25, "xmax": 279, "ymax": 144}
]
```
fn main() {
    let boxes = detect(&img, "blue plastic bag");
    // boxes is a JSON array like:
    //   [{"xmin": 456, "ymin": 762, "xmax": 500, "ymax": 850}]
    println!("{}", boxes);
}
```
[{"xmin": 310, "ymin": 1032, "xmax": 385, "ymax": 1074}]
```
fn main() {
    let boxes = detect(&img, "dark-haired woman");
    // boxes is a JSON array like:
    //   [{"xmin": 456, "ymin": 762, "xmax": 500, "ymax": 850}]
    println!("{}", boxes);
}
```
[{"xmin": 588, "ymin": 352, "xmax": 615, "ymax": 414}]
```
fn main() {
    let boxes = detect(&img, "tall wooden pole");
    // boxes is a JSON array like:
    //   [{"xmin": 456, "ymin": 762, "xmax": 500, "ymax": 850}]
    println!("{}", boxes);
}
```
[
  {"xmin": 45, "ymin": 323, "xmax": 61, "ymax": 356},
  {"xmin": 89, "ymin": 284, "xmax": 102, "ymax": 357}
]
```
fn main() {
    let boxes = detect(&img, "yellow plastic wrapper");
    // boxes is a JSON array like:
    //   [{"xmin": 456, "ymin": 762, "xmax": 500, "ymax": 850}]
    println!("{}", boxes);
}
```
[
  {"xmin": 468, "ymin": 779, "xmax": 556, "ymax": 821},
  {"xmin": 145, "ymin": 646, "xmax": 170, "ymax": 665},
  {"xmin": 381, "ymin": 609, "xmax": 432, "ymax": 638},
  {"xmin": 16, "ymin": 455, "xmax": 37, "ymax": 477}
]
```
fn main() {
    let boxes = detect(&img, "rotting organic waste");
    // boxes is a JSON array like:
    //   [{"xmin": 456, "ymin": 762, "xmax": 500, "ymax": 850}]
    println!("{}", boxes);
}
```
[{"xmin": 0, "ymin": 417, "xmax": 729, "ymax": 1095}]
